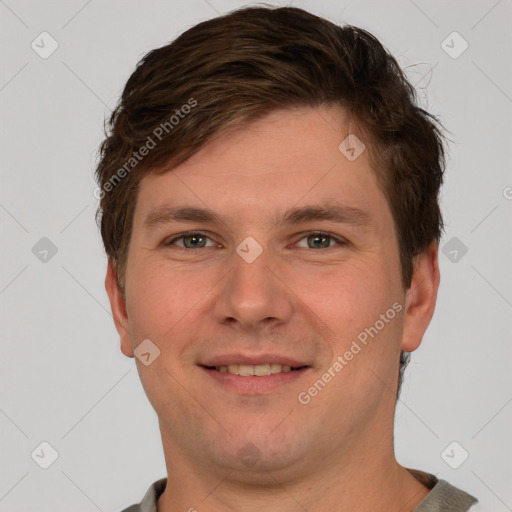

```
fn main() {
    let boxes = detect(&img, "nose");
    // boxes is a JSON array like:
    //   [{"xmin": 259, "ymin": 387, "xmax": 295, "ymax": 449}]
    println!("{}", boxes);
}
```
[{"xmin": 212, "ymin": 239, "xmax": 294, "ymax": 332}]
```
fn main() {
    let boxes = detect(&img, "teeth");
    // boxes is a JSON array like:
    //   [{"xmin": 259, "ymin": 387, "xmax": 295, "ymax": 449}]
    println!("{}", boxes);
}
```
[
  {"xmin": 238, "ymin": 364, "xmax": 254, "ymax": 376},
  {"xmin": 270, "ymin": 363, "xmax": 282, "ymax": 374},
  {"xmin": 227, "ymin": 364, "xmax": 239, "ymax": 375},
  {"xmin": 255, "ymin": 364, "xmax": 270, "ymax": 376},
  {"xmin": 216, "ymin": 364, "xmax": 295, "ymax": 376}
]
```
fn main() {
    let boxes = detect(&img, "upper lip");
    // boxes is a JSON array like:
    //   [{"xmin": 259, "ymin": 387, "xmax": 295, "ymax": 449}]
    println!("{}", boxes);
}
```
[{"xmin": 200, "ymin": 353, "xmax": 310, "ymax": 368}]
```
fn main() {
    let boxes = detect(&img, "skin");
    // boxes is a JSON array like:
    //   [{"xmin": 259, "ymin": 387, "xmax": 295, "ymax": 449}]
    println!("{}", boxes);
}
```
[{"xmin": 106, "ymin": 106, "xmax": 440, "ymax": 511}]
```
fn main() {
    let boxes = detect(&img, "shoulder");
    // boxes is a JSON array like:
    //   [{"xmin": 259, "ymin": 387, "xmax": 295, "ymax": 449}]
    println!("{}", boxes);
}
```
[
  {"xmin": 407, "ymin": 468, "xmax": 478, "ymax": 512},
  {"xmin": 426, "ymin": 479, "xmax": 479, "ymax": 510},
  {"xmin": 118, "ymin": 478, "xmax": 167, "ymax": 512}
]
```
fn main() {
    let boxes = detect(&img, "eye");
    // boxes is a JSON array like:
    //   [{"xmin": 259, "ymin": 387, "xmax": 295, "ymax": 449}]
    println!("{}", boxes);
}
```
[
  {"xmin": 295, "ymin": 231, "xmax": 348, "ymax": 249},
  {"xmin": 164, "ymin": 231, "xmax": 218, "ymax": 249},
  {"xmin": 163, "ymin": 231, "xmax": 348, "ymax": 250}
]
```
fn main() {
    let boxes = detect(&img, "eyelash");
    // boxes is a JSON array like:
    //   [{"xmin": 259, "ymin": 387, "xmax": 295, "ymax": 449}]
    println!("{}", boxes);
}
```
[{"xmin": 164, "ymin": 231, "xmax": 348, "ymax": 250}]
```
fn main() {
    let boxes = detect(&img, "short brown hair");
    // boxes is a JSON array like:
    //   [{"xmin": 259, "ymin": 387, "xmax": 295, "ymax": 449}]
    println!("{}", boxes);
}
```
[{"xmin": 94, "ymin": 5, "xmax": 448, "ymax": 396}]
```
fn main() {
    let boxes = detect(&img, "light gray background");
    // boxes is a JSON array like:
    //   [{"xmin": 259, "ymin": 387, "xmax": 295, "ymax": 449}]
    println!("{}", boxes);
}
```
[{"xmin": 1, "ymin": 0, "xmax": 511, "ymax": 511}]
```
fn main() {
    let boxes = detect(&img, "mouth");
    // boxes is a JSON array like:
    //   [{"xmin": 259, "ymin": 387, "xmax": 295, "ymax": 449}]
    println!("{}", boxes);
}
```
[
  {"xmin": 202, "ymin": 363, "xmax": 307, "ymax": 376},
  {"xmin": 199, "ymin": 357, "xmax": 311, "ymax": 394}
]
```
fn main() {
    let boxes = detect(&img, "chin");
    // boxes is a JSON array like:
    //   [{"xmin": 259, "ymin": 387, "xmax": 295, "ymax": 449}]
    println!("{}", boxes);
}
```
[{"xmin": 208, "ymin": 426, "xmax": 309, "ymax": 476}]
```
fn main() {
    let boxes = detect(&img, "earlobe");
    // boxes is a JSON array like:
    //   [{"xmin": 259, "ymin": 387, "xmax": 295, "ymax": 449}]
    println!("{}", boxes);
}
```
[
  {"xmin": 105, "ymin": 260, "xmax": 134, "ymax": 358},
  {"xmin": 401, "ymin": 242, "xmax": 440, "ymax": 353}
]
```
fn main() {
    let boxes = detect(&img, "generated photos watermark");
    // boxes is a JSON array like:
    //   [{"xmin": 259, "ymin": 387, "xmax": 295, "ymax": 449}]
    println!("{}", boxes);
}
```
[
  {"xmin": 94, "ymin": 97, "xmax": 198, "ymax": 199},
  {"xmin": 298, "ymin": 301, "xmax": 403, "ymax": 405}
]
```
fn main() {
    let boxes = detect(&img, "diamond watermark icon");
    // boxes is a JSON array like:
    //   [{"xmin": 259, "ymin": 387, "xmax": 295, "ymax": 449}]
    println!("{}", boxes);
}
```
[
  {"xmin": 441, "ymin": 441, "xmax": 469, "ymax": 469},
  {"xmin": 338, "ymin": 134, "xmax": 366, "ymax": 161},
  {"xmin": 237, "ymin": 442, "xmax": 262, "ymax": 468},
  {"xmin": 134, "ymin": 338, "xmax": 161, "ymax": 366},
  {"xmin": 31, "ymin": 441, "xmax": 59, "ymax": 469},
  {"xmin": 31, "ymin": 31, "xmax": 59, "ymax": 59},
  {"xmin": 236, "ymin": 236, "xmax": 263, "ymax": 263},
  {"xmin": 442, "ymin": 236, "xmax": 468, "ymax": 263},
  {"xmin": 441, "ymin": 31, "xmax": 468, "ymax": 59},
  {"xmin": 32, "ymin": 237, "xmax": 58, "ymax": 263}
]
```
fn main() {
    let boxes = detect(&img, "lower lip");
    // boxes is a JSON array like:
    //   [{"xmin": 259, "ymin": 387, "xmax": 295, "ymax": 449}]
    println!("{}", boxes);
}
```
[{"xmin": 201, "ymin": 366, "xmax": 310, "ymax": 394}]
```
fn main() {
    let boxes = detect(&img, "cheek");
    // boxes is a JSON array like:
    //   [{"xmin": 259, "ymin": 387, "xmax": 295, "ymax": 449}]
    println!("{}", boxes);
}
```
[
  {"xmin": 301, "ymin": 257, "xmax": 404, "ymax": 396},
  {"xmin": 300, "ymin": 259, "xmax": 397, "ymax": 340},
  {"xmin": 125, "ymin": 259, "xmax": 207, "ymax": 343},
  {"xmin": 304, "ymin": 265, "xmax": 404, "ymax": 405}
]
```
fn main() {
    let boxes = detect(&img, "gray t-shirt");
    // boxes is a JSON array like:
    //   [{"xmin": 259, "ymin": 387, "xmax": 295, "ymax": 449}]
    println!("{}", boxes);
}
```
[{"xmin": 120, "ymin": 469, "xmax": 478, "ymax": 512}]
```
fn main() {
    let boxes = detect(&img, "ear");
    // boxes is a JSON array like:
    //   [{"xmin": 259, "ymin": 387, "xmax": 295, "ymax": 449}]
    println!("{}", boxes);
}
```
[
  {"xmin": 401, "ymin": 241, "xmax": 440, "ymax": 352},
  {"xmin": 105, "ymin": 260, "xmax": 134, "ymax": 358}
]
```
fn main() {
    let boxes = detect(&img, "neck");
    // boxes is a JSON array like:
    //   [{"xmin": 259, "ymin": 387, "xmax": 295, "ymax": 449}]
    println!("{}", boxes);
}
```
[{"xmin": 157, "ymin": 437, "xmax": 430, "ymax": 512}]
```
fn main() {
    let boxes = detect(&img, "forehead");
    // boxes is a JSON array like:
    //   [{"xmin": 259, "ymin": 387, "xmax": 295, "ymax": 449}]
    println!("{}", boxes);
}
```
[{"xmin": 134, "ymin": 106, "xmax": 391, "ymax": 229}]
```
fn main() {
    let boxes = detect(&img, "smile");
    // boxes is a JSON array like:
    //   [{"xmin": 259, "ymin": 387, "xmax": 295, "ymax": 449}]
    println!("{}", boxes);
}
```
[
  {"xmin": 200, "ymin": 364, "xmax": 310, "ymax": 394},
  {"xmin": 212, "ymin": 363, "xmax": 304, "ymax": 376}
]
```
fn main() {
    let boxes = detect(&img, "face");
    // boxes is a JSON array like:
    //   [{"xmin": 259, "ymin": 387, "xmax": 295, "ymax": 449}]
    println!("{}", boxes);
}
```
[{"xmin": 107, "ymin": 106, "xmax": 438, "ymax": 480}]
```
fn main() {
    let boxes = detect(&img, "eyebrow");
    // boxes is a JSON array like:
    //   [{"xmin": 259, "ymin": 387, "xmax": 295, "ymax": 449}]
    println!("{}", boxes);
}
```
[{"xmin": 142, "ymin": 203, "xmax": 373, "ymax": 231}]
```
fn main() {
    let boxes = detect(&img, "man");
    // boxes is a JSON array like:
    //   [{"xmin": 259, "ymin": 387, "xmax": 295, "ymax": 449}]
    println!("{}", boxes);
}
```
[{"xmin": 95, "ymin": 5, "xmax": 479, "ymax": 511}]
